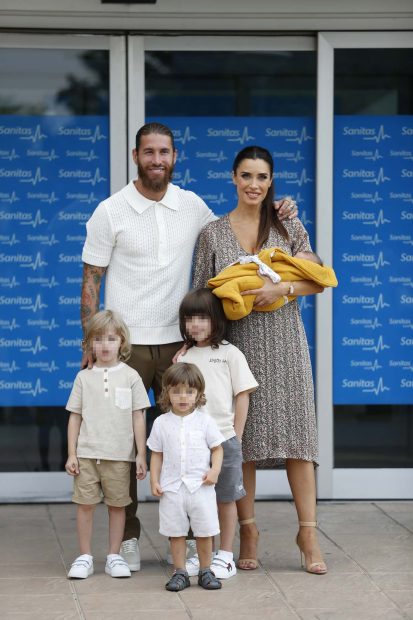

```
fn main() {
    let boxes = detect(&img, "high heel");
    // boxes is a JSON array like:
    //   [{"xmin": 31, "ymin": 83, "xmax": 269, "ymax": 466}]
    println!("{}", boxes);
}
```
[
  {"xmin": 237, "ymin": 517, "xmax": 259, "ymax": 570},
  {"xmin": 296, "ymin": 521, "xmax": 327, "ymax": 575}
]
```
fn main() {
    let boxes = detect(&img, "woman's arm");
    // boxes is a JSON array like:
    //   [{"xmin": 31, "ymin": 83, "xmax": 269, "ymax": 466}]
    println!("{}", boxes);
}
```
[
  {"xmin": 192, "ymin": 227, "xmax": 216, "ymax": 288},
  {"xmin": 243, "ymin": 277, "xmax": 323, "ymax": 308}
]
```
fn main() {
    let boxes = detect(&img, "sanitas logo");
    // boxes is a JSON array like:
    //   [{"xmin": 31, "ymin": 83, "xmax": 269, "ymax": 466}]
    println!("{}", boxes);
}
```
[
  {"xmin": 342, "ymin": 295, "xmax": 375, "ymax": 304},
  {"xmin": 58, "ymin": 254, "xmax": 82, "ymax": 263},
  {"xmin": 401, "ymin": 295, "xmax": 413, "ymax": 304},
  {"xmin": 58, "ymin": 296, "xmax": 81, "ymax": 305},
  {"xmin": 342, "ymin": 253, "xmax": 374, "ymax": 263},
  {"xmin": 59, "ymin": 337, "xmax": 82, "ymax": 347},
  {"xmin": 341, "ymin": 337, "xmax": 374, "ymax": 346}
]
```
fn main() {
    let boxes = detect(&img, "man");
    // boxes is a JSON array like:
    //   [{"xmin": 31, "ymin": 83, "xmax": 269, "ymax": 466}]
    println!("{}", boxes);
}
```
[{"xmin": 80, "ymin": 122, "xmax": 297, "ymax": 571}]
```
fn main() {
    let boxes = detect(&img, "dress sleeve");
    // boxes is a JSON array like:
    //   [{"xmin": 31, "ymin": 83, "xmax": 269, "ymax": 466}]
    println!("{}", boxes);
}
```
[
  {"xmin": 290, "ymin": 218, "xmax": 313, "ymax": 256},
  {"xmin": 192, "ymin": 225, "xmax": 217, "ymax": 288}
]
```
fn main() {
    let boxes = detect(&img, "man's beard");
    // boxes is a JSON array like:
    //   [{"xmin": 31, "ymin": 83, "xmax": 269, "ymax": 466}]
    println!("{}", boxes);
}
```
[{"xmin": 137, "ymin": 162, "xmax": 174, "ymax": 193}]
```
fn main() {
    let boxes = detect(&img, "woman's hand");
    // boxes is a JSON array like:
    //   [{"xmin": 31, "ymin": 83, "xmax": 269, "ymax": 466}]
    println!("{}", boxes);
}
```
[
  {"xmin": 135, "ymin": 455, "xmax": 147, "ymax": 480},
  {"xmin": 242, "ymin": 276, "xmax": 288, "ymax": 307},
  {"xmin": 275, "ymin": 196, "xmax": 298, "ymax": 221}
]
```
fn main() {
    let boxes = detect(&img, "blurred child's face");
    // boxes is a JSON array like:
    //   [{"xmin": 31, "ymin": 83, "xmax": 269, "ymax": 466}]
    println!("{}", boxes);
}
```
[
  {"xmin": 185, "ymin": 314, "xmax": 212, "ymax": 346},
  {"xmin": 168, "ymin": 383, "xmax": 199, "ymax": 416},
  {"xmin": 92, "ymin": 329, "xmax": 121, "ymax": 367}
]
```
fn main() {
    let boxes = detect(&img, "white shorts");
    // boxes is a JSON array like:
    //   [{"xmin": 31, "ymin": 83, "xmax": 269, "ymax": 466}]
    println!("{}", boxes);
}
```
[{"xmin": 159, "ymin": 483, "xmax": 220, "ymax": 538}]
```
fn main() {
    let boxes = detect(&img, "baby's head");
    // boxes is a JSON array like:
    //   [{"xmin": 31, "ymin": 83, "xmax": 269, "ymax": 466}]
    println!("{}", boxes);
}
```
[
  {"xmin": 295, "ymin": 251, "xmax": 323, "ymax": 266},
  {"xmin": 158, "ymin": 362, "xmax": 207, "ymax": 413},
  {"xmin": 83, "ymin": 309, "xmax": 131, "ymax": 362}
]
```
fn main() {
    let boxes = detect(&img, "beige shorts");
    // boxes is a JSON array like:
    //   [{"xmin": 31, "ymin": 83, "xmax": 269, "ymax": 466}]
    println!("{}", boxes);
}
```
[{"xmin": 73, "ymin": 458, "xmax": 132, "ymax": 507}]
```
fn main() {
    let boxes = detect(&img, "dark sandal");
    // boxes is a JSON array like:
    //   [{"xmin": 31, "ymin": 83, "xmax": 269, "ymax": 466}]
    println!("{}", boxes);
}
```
[
  {"xmin": 198, "ymin": 568, "xmax": 222, "ymax": 590},
  {"xmin": 165, "ymin": 569, "xmax": 191, "ymax": 592}
]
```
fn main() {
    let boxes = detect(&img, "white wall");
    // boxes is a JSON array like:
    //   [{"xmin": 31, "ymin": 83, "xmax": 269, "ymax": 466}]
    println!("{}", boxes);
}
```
[{"xmin": 0, "ymin": 0, "xmax": 412, "ymax": 31}]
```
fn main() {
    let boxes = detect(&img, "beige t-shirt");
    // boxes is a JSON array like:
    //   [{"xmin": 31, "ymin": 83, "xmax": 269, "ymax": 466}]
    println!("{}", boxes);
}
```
[
  {"xmin": 179, "ymin": 342, "xmax": 258, "ymax": 440},
  {"xmin": 66, "ymin": 362, "xmax": 151, "ymax": 461}
]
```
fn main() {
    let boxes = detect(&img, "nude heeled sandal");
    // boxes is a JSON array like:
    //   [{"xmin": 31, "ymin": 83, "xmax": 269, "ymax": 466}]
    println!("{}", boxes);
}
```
[
  {"xmin": 296, "ymin": 521, "xmax": 327, "ymax": 575},
  {"xmin": 237, "ymin": 517, "xmax": 259, "ymax": 570}
]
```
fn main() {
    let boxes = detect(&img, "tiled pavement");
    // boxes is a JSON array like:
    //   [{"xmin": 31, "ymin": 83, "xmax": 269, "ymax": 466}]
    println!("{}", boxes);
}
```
[{"xmin": 0, "ymin": 501, "xmax": 412, "ymax": 619}]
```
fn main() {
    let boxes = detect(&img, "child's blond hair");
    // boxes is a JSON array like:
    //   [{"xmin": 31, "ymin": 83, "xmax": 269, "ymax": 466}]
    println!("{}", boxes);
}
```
[
  {"xmin": 158, "ymin": 363, "xmax": 207, "ymax": 412},
  {"xmin": 83, "ymin": 310, "xmax": 131, "ymax": 361}
]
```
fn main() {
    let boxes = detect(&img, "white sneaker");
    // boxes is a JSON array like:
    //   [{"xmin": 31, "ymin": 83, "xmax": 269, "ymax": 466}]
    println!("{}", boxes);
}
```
[
  {"xmin": 105, "ymin": 554, "xmax": 131, "ymax": 578},
  {"xmin": 120, "ymin": 538, "xmax": 140, "ymax": 571},
  {"xmin": 210, "ymin": 551, "xmax": 237, "ymax": 579},
  {"xmin": 185, "ymin": 553, "xmax": 200, "ymax": 577},
  {"xmin": 68, "ymin": 554, "xmax": 94, "ymax": 579}
]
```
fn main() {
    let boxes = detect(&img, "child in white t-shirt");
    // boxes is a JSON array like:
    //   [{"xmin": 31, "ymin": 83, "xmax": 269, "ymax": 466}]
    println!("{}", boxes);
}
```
[
  {"xmin": 147, "ymin": 362, "xmax": 225, "ymax": 592},
  {"xmin": 65, "ymin": 310, "xmax": 150, "ymax": 579},
  {"xmin": 178, "ymin": 288, "xmax": 258, "ymax": 579}
]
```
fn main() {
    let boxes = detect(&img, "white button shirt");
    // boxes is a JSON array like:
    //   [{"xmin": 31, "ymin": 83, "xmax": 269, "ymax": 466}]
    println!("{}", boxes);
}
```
[{"xmin": 147, "ymin": 409, "xmax": 224, "ymax": 493}]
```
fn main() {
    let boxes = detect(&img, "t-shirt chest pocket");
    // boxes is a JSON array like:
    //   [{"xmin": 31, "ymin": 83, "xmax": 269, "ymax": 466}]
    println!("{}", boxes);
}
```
[{"xmin": 115, "ymin": 387, "xmax": 132, "ymax": 410}]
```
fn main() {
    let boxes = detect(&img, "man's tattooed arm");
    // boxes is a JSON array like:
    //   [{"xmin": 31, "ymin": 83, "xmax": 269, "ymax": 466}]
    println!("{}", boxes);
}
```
[{"xmin": 80, "ymin": 263, "xmax": 107, "ymax": 332}]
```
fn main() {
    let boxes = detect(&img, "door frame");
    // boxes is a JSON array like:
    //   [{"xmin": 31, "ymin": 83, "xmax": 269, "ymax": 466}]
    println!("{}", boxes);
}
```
[
  {"xmin": 128, "ymin": 34, "xmax": 318, "ymax": 501},
  {"xmin": 0, "ymin": 32, "xmax": 127, "ymax": 502},
  {"xmin": 317, "ymin": 31, "xmax": 413, "ymax": 499}
]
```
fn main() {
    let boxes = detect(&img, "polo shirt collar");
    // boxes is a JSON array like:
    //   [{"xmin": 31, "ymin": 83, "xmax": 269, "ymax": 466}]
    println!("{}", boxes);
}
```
[{"xmin": 123, "ymin": 180, "xmax": 179, "ymax": 214}]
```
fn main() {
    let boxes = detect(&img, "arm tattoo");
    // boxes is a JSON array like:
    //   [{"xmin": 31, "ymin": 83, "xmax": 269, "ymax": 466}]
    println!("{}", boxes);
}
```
[{"xmin": 81, "ymin": 263, "xmax": 106, "ymax": 331}]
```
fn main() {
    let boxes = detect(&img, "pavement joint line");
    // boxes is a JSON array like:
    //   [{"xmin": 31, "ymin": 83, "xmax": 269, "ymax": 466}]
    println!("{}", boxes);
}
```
[
  {"xmin": 318, "ymin": 520, "xmax": 409, "ymax": 618},
  {"xmin": 263, "ymin": 565, "xmax": 305, "ymax": 620},
  {"xmin": 46, "ymin": 504, "xmax": 86, "ymax": 620},
  {"xmin": 373, "ymin": 502, "xmax": 413, "ymax": 535},
  {"xmin": 139, "ymin": 521, "xmax": 193, "ymax": 618}
]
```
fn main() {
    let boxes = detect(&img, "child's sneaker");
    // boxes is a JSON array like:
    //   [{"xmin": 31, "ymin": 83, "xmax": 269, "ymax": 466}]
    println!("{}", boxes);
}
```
[
  {"xmin": 184, "ymin": 539, "xmax": 199, "ymax": 576},
  {"xmin": 210, "ymin": 550, "xmax": 237, "ymax": 579},
  {"xmin": 120, "ymin": 538, "xmax": 140, "ymax": 571},
  {"xmin": 105, "ymin": 554, "xmax": 131, "ymax": 578},
  {"xmin": 185, "ymin": 553, "xmax": 200, "ymax": 577},
  {"xmin": 67, "ymin": 554, "xmax": 94, "ymax": 579}
]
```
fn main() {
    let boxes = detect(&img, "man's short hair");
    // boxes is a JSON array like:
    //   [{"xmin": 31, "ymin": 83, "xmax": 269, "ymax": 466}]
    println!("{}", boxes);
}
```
[{"xmin": 135, "ymin": 122, "xmax": 175, "ymax": 151}]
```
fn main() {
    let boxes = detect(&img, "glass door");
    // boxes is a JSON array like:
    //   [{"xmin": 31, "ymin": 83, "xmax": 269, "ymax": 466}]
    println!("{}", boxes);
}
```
[
  {"xmin": 317, "ymin": 32, "xmax": 413, "ymax": 499},
  {"xmin": 0, "ymin": 33, "xmax": 127, "ymax": 501},
  {"xmin": 129, "ymin": 35, "xmax": 317, "ymax": 499}
]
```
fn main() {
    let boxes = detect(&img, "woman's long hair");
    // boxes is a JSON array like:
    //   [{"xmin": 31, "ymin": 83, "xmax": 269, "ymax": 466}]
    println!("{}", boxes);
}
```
[{"xmin": 232, "ymin": 145, "xmax": 288, "ymax": 251}]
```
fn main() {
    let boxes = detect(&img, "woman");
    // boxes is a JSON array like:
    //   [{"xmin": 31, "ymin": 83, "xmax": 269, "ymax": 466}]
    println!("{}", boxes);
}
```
[{"xmin": 192, "ymin": 145, "xmax": 327, "ymax": 575}]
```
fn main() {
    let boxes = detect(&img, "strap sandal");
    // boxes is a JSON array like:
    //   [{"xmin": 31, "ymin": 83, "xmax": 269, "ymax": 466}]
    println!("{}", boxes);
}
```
[
  {"xmin": 165, "ymin": 569, "xmax": 191, "ymax": 592},
  {"xmin": 198, "ymin": 568, "xmax": 222, "ymax": 590},
  {"xmin": 238, "ymin": 517, "xmax": 259, "ymax": 570}
]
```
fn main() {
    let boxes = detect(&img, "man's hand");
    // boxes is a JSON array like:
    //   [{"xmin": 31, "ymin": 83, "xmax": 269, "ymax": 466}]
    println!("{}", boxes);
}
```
[
  {"xmin": 81, "ymin": 349, "xmax": 93, "ymax": 370},
  {"xmin": 275, "ymin": 197, "xmax": 298, "ymax": 221},
  {"xmin": 151, "ymin": 482, "xmax": 163, "ymax": 497},
  {"xmin": 135, "ymin": 455, "xmax": 147, "ymax": 480},
  {"xmin": 65, "ymin": 455, "xmax": 79, "ymax": 476},
  {"xmin": 172, "ymin": 343, "xmax": 188, "ymax": 363},
  {"xmin": 202, "ymin": 468, "xmax": 220, "ymax": 485}
]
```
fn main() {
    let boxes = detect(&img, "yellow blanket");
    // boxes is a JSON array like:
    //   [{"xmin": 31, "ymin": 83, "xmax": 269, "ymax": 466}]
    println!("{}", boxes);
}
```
[{"xmin": 208, "ymin": 247, "xmax": 338, "ymax": 320}]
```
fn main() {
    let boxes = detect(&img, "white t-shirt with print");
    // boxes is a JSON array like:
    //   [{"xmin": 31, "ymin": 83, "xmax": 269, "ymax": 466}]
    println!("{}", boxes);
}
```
[
  {"xmin": 179, "ymin": 342, "xmax": 258, "ymax": 440},
  {"xmin": 66, "ymin": 362, "xmax": 151, "ymax": 461},
  {"xmin": 147, "ymin": 408, "xmax": 224, "ymax": 493}
]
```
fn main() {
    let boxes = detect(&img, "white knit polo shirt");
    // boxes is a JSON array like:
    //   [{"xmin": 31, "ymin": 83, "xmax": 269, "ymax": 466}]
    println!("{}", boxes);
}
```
[{"xmin": 82, "ymin": 181, "xmax": 217, "ymax": 344}]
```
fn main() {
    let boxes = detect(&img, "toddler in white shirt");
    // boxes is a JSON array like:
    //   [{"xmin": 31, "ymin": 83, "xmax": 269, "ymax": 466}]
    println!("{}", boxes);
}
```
[{"xmin": 147, "ymin": 362, "xmax": 225, "ymax": 591}]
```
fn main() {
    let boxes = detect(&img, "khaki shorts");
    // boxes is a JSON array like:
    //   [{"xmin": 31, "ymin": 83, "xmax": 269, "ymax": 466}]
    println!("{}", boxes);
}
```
[{"xmin": 73, "ymin": 458, "xmax": 132, "ymax": 507}]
